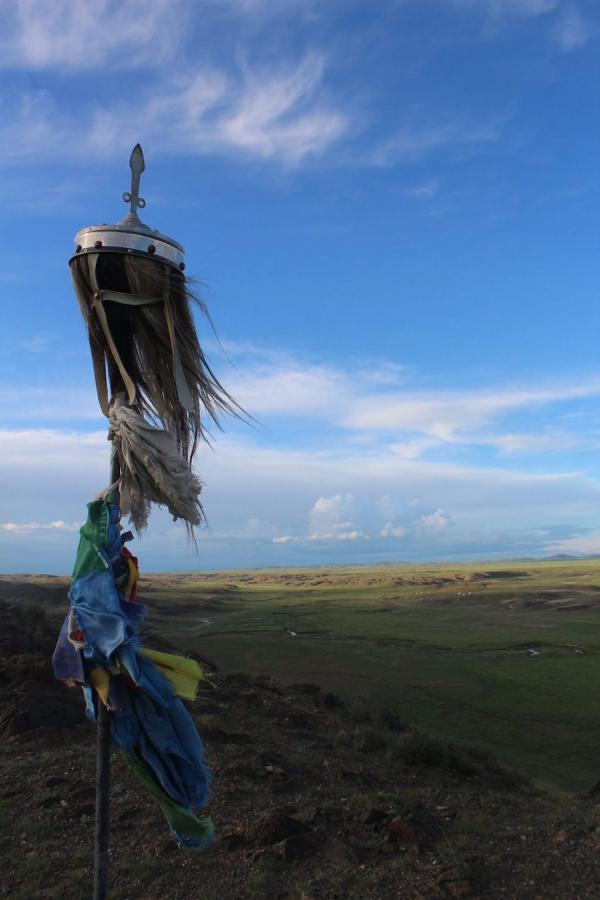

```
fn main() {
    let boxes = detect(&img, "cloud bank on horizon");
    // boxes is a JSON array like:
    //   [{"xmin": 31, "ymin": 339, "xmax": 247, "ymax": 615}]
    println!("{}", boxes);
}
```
[{"xmin": 1, "ymin": 0, "xmax": 599, "ymax": 572}]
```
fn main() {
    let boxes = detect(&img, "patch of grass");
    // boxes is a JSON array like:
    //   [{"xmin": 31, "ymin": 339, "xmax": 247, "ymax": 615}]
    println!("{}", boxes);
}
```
[
  {"xmin": 353, "ymin": 727, "xmax": 390, "ymax": 754},
  {"xmin": 391, "ymin": 729, "xmax": 533, "ymax": 792},
  {"xmin": 246, "ymin": 854, "xmax": 286, "ymax": 898}
]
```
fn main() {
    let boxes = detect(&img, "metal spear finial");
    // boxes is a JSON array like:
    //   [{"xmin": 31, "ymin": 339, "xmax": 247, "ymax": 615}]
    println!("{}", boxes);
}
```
[{"xmin": 122, "ymin": 143, "xmax": 146, "ymax": 217}]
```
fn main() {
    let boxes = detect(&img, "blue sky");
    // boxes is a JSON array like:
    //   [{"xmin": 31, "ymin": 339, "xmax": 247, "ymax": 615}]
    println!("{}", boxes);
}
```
[{"xmin": 1, "ymin": 0, "xmax": 599, "ymax": 573}]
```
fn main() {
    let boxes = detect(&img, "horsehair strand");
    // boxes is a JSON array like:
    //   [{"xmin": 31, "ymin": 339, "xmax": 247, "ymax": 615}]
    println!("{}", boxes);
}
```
[{"xmin": 70, "ymin": 253, "xmax": 243, "ymax": 463}]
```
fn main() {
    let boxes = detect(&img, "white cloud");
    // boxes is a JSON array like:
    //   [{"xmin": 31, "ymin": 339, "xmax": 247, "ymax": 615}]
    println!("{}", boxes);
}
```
[
  {"xmin": 417, "ymin": 509, "xmax": 449, "ymax": 532},
  {"xmin": 0, "ymin": 428, "xmax": 107, "ymax": 468},
  {"xmin": 485, "ymin": 430, "xmax": 600, "ymax": 454},
  {"xmin": 0, "ymin": 55, "xmax": 349, "ymax": 166},
  {"xmin": 308, "ymin": 529, "xmax": 363, "ymax": 541},
  {"xmin": 369, "ymin": 118, "xmax": 505, "ymax": 168},
  {"xmin": 344, "ymin": 380, "xmax": 600, "ymax": 438},
  {"xmin": 5, "ymin": 359, "xmax": 600, "ymax": 461},
  {"xmin": 2, "ymin": 424, "xmax": 600, "ymax": 569},
  {"xmin": 16, "ymin": 334, "xmax": 54, "ymax": 354},
  {"xmin": 231, "ymin": 362, "xmax": 349, "ymax": 415},
  {"xmin": 215, "ymin": 55, "xmax": 347, "ymax": 164},
  {"xmin": 0, "ymin": 0, "xmax": 185, "ymax": 70},
  {"xmin": 448, "ymin": 0, "xmax": 559, "ymax": 18},
  {"xmin": 405, "ymin": 181, "xmax": 439, "ymax": 199},
  {"xmin": 553, "ymin": 7, "xmax": 599, "ymax": 51},
  {"xmin": 380, "ymin": 522, "xmax": 408, "ymax": 538},
  {"xmin": 2, "ymin": 520, "xmax": 79, "ymax": 535},
  {"xmin": 0, "ymin": 388, "xmax": 102, "ymax": 423},
  {"xmin": 543, "ymin": 534, "xmax": 600, "ymax": 556},
  {"xmin": 308, "ymin": 492, "xmax": 358, "ymax": 540}
]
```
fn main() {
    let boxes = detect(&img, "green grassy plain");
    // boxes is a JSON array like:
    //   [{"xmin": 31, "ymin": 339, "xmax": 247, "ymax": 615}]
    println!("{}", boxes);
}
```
[{"xmin": 137, "ymin": 559, "xmax": 600, "ymax": 794}]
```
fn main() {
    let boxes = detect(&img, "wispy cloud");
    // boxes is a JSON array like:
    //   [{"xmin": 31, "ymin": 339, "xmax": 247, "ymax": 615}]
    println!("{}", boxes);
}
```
[
  {"xmin": 5, "ymin": 354, "xmax": 600, "ymax": 457},
  {"xmin": 2, "ymin": 424, "xmax": 600, "ymax": 569},
  {"xmin": 344, "ymin": 379, "xmax": 600, "ymax": 438},
  {"xmin": 379, "ymin": 522, "xmax": 408, "ymax": 538},
  {"xmin": 552, "ymin": 6, "xmax": 599, "ymax": 51},
  {"xmin": 2, "ymin": 520, "xmax": 79, "ymax": 535},
  {"xmin": 0, "ymin": 388, "xmax": 102, "ymax": 423},
  {"xmin": 0, "ymin": 0, "xmax": 186, "ymax": 70},
  {"xmin": 404, "ymin": 181, "xmax": 439, "ymax": 200},
  {"xmin": 369, "ymin": 118, "xmax": 505, "ymax": 168},
  {"xmin": 15, "ymin": 335, "xmax": 55, "ymax": 354},
  {"xmin": 543, "ymin": 532, "xmax": 600, "ymax": 555},
  {"xmin": 446, "ymin": 0, "xmax": 559, "ymax": 20},
  {"xmin": 0, "ymin": 55, "xmax": 349, "ymax": 166}
]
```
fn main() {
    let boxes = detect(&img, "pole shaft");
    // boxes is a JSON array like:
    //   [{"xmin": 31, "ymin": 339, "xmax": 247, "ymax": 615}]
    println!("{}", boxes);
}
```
[
  {"xmin": 93, "ymin": 700, "xmax": 111, "ymax": 900},
  {"xmin": 93, "ymin": 443, "xmax": 120, "ymax": 900}
]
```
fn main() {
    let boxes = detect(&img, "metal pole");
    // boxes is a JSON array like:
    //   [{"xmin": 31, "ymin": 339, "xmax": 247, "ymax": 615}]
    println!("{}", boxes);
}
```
[
  {"xmin": 93, "ymin": 701, "xmax": 111, "ymax": 900},
  {"xmin": 93, "ymin": 448, "xmax": 120, "ymax": 900}
]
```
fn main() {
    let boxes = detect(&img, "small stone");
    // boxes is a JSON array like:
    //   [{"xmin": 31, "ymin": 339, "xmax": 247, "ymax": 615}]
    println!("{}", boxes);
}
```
[
  {"xmin": 45, "ymin": 776, "xmax": 67, "ymax": 788},
  {"xmin": 220, "ymin": 832, "xmax": 245, "ymax": 851},
  {"xmin": 275, "ymin": 831, "xmax": 321, "ymax": 862},
  {"xmin": 322, "ymin": 836, "xmax": 356, "ymax": 866},
  {"xmin": 360, "ymin": 807, "xmax": 389, "ymax": 828},
  {"xmin": 386, "ymin": 817, "xmax": 416, "ymax": 844},
  {"xmin": 253, "ymin": 810, "xmax": 312, "ymax": 845},
  {"xmin": 443, "ymin": 880, "xmax": 471, "ymax": 898}
]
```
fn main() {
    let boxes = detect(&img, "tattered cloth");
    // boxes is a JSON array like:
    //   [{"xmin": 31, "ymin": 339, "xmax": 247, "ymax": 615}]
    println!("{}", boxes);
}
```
[{"xmin": 52, "ymin": 498, "xmax": 214, "ymax": 849}]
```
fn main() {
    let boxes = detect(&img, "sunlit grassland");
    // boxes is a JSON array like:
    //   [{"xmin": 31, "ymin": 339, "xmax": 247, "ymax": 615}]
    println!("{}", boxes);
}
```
[{"xmin": 138, "ymin": 560, "xmax": 600, "ymax": 793}]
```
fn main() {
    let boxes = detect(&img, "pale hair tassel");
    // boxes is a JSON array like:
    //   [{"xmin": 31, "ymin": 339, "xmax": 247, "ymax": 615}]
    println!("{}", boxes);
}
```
[{"xmin": 102, "ymin": 395, "xmax": 204, "ymax": 533}]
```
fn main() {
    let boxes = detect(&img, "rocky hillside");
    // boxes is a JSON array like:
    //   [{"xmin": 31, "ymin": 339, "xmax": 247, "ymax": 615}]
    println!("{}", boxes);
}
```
[{"xmin": 2, "ymin": 599, "xmax": 600, "ymax": 899}]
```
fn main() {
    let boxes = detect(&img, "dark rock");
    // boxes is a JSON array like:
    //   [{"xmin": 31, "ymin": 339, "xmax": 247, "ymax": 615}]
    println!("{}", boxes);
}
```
[
  {"xmin": 271, "ymin": 779, "xmax": 300, "ymax": 795},
  {"xmin": 116, "ymin": 807, "xmax": 137, "ymax": 822},
  {"xmin": 224, "ymin": 672, "xmax": 252, "ymax": 686},
  {"xmin": 379, "ymin": 710, "xmax": 410, "ymax": 733},
  {"xmin": 202, "ymin": 726, "xmax": 253, "ymax": 745},
  {"xmin": 40, "ymin": 796, "xmax": 61, "ymax": 808},
  {"xmin": 223, "ymin": 762, "xmax": 262, "ymax": 780},
  {"xmin": 385, "ymin": 817, "xmax": 417, "ymax": 844},
  {"xmin": 442, "ymin": 880, "xmax": 471, "ymax": 898},
  {"xmin": 68, "ymin": 783, "xmax": 95, "ymax": 802},
  {"xmin": 322, "ymin": 692, "xmax": 345, "ymax": 710},
  {"xmin": 288, "ymin": 683, "xmax": 321, "ymax": 696},
  {"xmin": 274, "ymin": 830, "xmax": 321, "ymax": 862},
  {"xmin": 45, "ymin": 776, "xmax": 67, "ymax": 788},
  {"xmin": 360, "ymin": 807, "xmax": 390, "ymax": 828},
  {"xmin": 355, "ymin": 731, "xmax": 389, "ymax": 754},
  {"xmin": 311, "ymin": 806, "xmax": 346, "ymax": 829},
  {"xmin": 195, "ymin": 703, "xmax": 222, "ymax": 716},
  {"xmin": 321, "ymin": 836, "xmax": 357, "ymax": 865},
  {"xmin": 409, "ymin": 803, "xmax": 444, "ymax": 846},
  {"xmin": 285, "ymin": 712, "xmax": 316, "ymax": 729},
  {"xmin": 0, "ymin": 691, "xmax": 83, "ymax": 737},
  {"xmin": 220, "ymin": 831, "xmax": 246, "ymax": 851},
  {"xmin": 253, "ymin": 810, "xmax": 312, "ymax": 845},
  {"xmin": 587, "ymin": 779, "xmax": 600, "ymax": 799}
]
